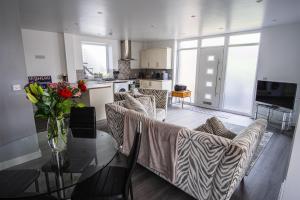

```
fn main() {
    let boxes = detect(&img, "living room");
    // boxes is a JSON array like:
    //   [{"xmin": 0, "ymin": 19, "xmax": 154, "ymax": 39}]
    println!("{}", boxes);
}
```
[{"xmin": 1, "ymin": 0, "xmax": 300, "ymax": 200}]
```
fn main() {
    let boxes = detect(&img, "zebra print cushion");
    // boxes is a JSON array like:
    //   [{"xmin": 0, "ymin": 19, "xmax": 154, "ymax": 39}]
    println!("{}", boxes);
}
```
[
  {"xmin": 207, "ymin": 117, "xmax": 236, "ymax": 139},
  {"xmin": 195, "ymin": 117, "xmax": 236, "ymax": 140},
  {"xmin": 195, "ymin": 122, "xmax": 214, "ymax": 134}
]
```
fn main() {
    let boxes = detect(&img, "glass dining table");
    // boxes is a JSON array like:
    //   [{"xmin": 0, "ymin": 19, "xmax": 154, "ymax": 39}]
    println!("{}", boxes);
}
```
[{"xmin": 0, "ymin": 130, "xmax": 118, "ymax": 199}]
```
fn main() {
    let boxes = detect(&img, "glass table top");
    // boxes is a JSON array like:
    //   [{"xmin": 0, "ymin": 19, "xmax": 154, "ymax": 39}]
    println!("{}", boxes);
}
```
[{"xmin": 0, "ymin": 130, "xmax": 118, "ymax": 199}]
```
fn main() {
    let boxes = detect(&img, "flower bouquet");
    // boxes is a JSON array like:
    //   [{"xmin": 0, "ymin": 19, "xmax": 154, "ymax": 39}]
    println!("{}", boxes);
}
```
[{"xmin": 25, "ymin": 80, "xmax": 87, "ymax": 152}]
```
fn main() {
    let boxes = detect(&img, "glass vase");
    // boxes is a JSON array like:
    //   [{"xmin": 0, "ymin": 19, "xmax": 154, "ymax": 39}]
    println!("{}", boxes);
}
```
[{"xmin": 47, "ymin": 117, "xmax": 68, "ymax": 152}]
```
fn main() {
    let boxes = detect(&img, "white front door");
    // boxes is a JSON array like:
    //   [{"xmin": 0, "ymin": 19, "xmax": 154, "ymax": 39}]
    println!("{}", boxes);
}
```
[{"xmin": 195, "ymin": 47, "xmax": 224, "ymax": 109}]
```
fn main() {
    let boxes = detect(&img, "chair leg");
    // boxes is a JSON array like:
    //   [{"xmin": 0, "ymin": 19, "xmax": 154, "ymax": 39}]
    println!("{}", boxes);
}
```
[
  {"xmin": 45, "ymin": 172, "xmax": 51, "ymax": 194},
  {"xmin": 35, "ymin": 179, "xmax": 40, "ymax": 192},
  {"xmin": 129, "ymin": 180, "xmax": 133, "ymax": 200}
]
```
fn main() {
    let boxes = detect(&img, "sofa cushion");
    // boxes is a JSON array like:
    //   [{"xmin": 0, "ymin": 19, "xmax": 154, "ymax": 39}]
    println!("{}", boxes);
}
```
[
  {"xmin": 156, "ymin": 108, "xmax": 166, "ymax": 121},
  {"xmin": 196, "ymin": 117, "xmax": 236, "ymax": 140},
  {"xmin": 124, "ymin": 94, "xmax": 148, "ymax": 116}
]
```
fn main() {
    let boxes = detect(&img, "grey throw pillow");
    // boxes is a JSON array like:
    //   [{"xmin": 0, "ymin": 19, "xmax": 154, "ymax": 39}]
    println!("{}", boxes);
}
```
[{"xmin": 124, "ymin": 93, "xmax": 148, "ymax": 116}]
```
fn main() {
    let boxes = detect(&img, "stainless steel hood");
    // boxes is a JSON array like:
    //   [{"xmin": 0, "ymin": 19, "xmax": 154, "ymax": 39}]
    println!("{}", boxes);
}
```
[{"xmin": 120, "ymin": 40, "xmax": 135, "ymax": 61}]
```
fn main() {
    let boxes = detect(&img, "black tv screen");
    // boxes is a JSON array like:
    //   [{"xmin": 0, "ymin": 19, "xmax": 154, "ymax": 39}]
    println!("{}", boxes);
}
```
[{"xmin": 255, "ymin": 81, "xmax": 297, "ymax": 109}]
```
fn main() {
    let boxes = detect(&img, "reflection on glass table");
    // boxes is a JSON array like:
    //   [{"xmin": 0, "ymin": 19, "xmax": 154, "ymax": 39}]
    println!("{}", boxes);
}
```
[{"xmin": 0, "ymin": 130, "xmax": 118, "ymax": 199}]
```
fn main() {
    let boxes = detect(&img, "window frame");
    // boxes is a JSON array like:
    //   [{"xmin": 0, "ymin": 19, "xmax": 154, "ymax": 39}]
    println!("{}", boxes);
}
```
[{"xmin": 81, "ymin": 42, "xmax": 110, "ymax": 74}]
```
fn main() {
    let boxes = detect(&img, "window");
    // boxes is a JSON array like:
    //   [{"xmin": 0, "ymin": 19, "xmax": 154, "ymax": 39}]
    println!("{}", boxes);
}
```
[
  {"xmin": 179, "ymin": 40, "xmax": 198, "ymax": 49},
  {"xmin": 177, "ymin": 49, "xmax": 198, "ymax": 102},
  {"xmin": 81, "ymin": 43, "xmax": 108, "ymax": 75},
  {"xmin": 201, "ymin": 37, "xmax": 225, "ymax": 47},
  {"xmin": 223, "ymin": 45, "xmax": 259, "ymax": 114},
  {"xmin": 229, "ymin": 33, "xmax": 260, "ymax": 45}
]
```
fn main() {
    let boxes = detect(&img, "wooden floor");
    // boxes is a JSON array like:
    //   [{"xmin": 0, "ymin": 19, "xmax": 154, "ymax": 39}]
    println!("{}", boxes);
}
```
[{"xmin": 11, "ymin": 105, "xmax": 294, "ymax": 200}]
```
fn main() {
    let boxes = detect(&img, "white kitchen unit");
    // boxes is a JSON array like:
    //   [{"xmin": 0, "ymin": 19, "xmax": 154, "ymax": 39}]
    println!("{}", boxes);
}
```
[
  {"xmin": 139, "ymin": 79, "xmax": 172, "ymax": 91},
  {"xmin": 140, "ymin": 48, "xmax": 172, "ymax": 69},
  {"xmin": 130, "ymin": 41, "xmax": 143, "ymax": 69},
  {"xmin": 80, "ymin": 82, "xmax": 114, "ymax": 120}
]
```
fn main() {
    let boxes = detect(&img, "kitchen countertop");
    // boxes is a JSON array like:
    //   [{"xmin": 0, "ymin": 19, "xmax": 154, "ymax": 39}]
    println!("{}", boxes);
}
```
[
  {"xmin": 85, "ymin": 82, "xmax": 113, "ymax": 90},
  {"xmin": 138, "ymin": 79, "xmax": 172, "ymax": 81}
]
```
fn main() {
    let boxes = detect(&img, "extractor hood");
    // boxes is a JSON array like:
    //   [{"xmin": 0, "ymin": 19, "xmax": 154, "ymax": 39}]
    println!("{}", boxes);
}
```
[{"xmin": 120, "ymin": 40, "xmax": 135, "ymax": 61}]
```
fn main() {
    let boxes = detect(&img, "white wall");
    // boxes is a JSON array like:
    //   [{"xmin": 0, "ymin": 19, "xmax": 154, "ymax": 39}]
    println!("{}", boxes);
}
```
[
  {"xmin": 280, "ymin": 111, "xmax": 300, "ymax": 200},
  {"xmin": 257, "ymin": 22, "xmax": 300, "ymax": 122},
  {"xmin": 22, "ymin": 29, "xmax": 67, "ymax": 82},
  {"xmin": 64, "ymin": 33, "xmax": 120, "ymax": 82}
]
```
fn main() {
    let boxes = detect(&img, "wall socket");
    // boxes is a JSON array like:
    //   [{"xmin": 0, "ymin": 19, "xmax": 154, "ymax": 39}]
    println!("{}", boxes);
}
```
[{"xmin": 12, "ymin": 84, "xmax": 22, "ymax": 91}]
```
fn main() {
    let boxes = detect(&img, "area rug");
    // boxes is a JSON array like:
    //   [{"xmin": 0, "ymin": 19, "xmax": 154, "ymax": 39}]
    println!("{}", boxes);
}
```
[{"xmin": 184, "ymin": 104, "xmax": 231, "ymax": 119}]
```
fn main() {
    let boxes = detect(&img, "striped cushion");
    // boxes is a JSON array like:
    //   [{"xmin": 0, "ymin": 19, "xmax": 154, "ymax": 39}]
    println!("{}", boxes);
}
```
[{"xmin": 196, "ymin": 117, "xmax": 236, "ymax": 140}]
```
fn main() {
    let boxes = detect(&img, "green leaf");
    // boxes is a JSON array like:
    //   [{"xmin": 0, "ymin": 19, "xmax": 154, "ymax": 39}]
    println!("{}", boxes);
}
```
[{"xmin": 75, "ymin": 102, "xmax": 86, "ymax": 108}]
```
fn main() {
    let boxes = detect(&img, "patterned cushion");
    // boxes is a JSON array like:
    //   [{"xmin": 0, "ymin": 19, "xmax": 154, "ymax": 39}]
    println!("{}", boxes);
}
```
[
  {"xmin": 196, "ymin": 117, "xmax": 236, "ymax": 140},
  {"xmin": 195, "ymin": 123, "xmax": 214, "ymax": 134},
  {"xmin": 123, "ymin": 94, "xmax": 148, "ymax": 116},
  {"xmin": 207, "ymin": 117, "xmax": 236, "ymax": 139}
]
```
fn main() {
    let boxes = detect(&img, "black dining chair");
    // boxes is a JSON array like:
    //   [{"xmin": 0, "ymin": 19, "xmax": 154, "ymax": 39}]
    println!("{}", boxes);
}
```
[
  {"xmin": 0, "ymin": 169, "xmax": 40, "ymax": 197},
  {"xmin": 69, "ymin": 107, "xmax": 96, "ymax": 138},
  {"xmin": 71, "ymin": 122, "xmax": 143, "ymax": 200}
]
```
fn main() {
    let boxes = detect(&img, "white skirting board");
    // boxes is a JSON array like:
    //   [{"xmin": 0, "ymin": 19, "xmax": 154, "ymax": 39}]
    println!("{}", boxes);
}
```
[{"xmin": 0, "ymin": 149, "xmax": 41, "ymax": 170}]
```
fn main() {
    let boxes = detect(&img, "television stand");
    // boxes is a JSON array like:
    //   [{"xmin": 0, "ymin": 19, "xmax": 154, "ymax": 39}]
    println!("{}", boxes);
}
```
[{"xmin": 254, "ymin": 103, "xmax": 293, "ymax": 131}]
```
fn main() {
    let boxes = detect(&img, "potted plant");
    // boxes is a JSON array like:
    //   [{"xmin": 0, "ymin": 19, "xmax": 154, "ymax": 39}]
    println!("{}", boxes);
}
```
[{"xmin": 24, "ymin": 81, "xmax": 87, "ymax": 152}]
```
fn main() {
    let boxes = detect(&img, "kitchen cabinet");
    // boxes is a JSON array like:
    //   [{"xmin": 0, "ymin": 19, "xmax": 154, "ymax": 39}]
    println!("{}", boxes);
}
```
[
  {"xmin": 139, "ymin": 80, "xmax": 172, "ymax": 91},
  {"xmin": 80, "ymin": 83, "xmax": 114, "ymax": 120},
  {"xmin": 140, "ymin": 48, "xmax": 172, "ymax": 69}
]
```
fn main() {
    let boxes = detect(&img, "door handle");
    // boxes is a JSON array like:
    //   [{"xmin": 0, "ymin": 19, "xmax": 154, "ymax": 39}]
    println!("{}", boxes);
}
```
[{"xmin": 215, "ymin": 59, "xmax": 220, "ymax": 96}]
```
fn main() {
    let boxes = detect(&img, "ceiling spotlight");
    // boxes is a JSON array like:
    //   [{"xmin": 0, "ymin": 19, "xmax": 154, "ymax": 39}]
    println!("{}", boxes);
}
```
[
  {"xmin": 256, "ymin": 0, "xmax": 263, "ymax": 3},
  {"xmin": 191, "ymin": 15, "xmax": 196, "ymax": 18},
  {"xmin": 97, "ymin": 11, "xmax": 103, "ymax": 14}
]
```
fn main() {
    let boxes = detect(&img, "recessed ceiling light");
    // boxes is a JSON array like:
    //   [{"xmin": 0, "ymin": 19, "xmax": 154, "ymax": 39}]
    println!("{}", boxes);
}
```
[
  {"xmin": 272, "ymin": 19, "xmax": 277, "ymax": 22},
  {"xmin": 97, "ymin": 11, "xmax": 103, "ymax": 14},
  {"xmin": 256, "ymin": 0, "xmax": 263, "ymax": 3},
  {"xmin": 191, "ymin": 15, "xmax": 196, "ymax": 18},
  {"xmin": 218, "ymin": 27, "xmax": 224, "ymax": 30}
]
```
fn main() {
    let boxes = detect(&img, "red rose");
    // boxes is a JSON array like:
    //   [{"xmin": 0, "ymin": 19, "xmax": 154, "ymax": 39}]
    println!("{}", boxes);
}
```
[
  {"xmin": 58, "ymin": 88, "xmax": 73, "ymax": 98},
  {"xmin": 79, "ymin": 84, "xmax": 87, "ymax": 92}
]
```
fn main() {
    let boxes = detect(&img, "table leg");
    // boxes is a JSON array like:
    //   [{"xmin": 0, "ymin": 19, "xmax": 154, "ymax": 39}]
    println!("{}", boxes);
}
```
[{"xmin": 181, "ymin": 98, "xmax": 184, "ymax": 108}]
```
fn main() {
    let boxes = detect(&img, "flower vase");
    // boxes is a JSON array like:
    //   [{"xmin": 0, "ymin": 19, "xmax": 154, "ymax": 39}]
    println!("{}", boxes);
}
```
[{"xmin": 47, "ymin": 117, "xmax": 68, "ymax": 152}]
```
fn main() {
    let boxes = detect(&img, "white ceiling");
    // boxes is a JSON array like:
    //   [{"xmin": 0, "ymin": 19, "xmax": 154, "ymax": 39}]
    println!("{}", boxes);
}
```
[{"xmin": 19, "ymin": 0, "xmax": 300, "ymax": 40}]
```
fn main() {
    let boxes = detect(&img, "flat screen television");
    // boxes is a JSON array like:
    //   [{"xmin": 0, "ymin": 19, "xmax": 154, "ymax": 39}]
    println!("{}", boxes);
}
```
[{"xmin": 255, "ymin": 80, "xmax": 297, "ymax": 109}]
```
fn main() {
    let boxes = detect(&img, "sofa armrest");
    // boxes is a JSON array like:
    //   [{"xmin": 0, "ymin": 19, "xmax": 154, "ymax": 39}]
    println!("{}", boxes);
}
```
[
  {"xmin": 211, "ymin": 119, "xmax": 267, "ymax": 200},
  {"xmin": 105, "ymin": 103, "xmax": 127, "ymax": 146},
  {"xmin": 175, "ymin": 128, "xmax": 232, "ymax": 200}
]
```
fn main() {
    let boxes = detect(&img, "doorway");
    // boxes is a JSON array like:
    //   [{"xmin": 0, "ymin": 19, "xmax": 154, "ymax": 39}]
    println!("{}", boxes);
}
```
[{"xmin": 195, "ymin": 47, "xmax": 224, "ymax": 109}]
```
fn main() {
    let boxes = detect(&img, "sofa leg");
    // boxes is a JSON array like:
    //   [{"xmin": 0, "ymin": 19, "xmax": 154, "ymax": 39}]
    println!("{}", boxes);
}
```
[{"xmin": 241, "ymin": 177, "xmax": 245, "ymax": 184}]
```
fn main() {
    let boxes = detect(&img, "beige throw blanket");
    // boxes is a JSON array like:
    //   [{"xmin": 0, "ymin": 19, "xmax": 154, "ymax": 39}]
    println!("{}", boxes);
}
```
[{"xmin": 122, "ymin": 110, "xmax": 183, "ymax": 183}]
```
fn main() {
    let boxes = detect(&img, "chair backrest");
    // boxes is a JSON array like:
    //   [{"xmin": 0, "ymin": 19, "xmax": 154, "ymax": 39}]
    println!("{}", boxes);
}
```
[
  {"xmin": 69, "ymin": 107, "xmax": 96, "ymax": 138},
  {"xmin": 124, "ymin": 121, "xmax": 142, "ymax": 196}
]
